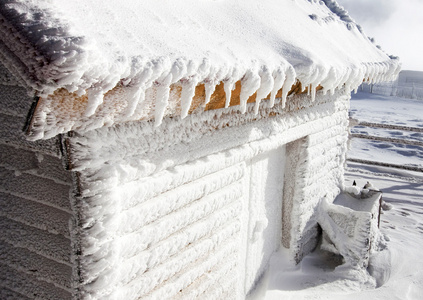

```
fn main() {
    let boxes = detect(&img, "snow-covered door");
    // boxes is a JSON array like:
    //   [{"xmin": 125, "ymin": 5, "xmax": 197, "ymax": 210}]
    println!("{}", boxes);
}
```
[{"xmin": 243, "ymin": 146, "xmax": 286, "ymax": 294}]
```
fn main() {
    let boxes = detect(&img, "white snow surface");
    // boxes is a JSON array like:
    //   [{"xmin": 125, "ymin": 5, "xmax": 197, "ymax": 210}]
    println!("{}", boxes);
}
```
[
  {"xmin": 258, "ymin": 169, "xmax": 423, "ymax": 300},
  {"xmin": 349, "ymin": 92, "xmax": 423, "ymax": 169},
  {"xmin": 0, "ymin": 0, "xmax": 400, "ymax": 137}
]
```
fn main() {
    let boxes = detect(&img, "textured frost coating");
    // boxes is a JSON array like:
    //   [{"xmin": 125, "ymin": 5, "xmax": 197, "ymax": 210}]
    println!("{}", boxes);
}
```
[
  {"xmin": 63, "ymin": 90, "xmax": 351, "ymax": 298},
  {"xmin": 0, "ymin": 0, "xmax": 400, "ymax": 140}
]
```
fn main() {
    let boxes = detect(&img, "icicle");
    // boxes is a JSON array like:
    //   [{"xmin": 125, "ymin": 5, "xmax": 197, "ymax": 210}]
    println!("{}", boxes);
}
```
[
  {"xmin": 204, "ymin": 81, "xmax": 216, "ymax": 105},
  {"xmin": 374, "ymin": 64, "xmax": 381, "ymax": 83},
  {"xmin": 368, "ymin": 64, "xmax": 376, "ymax": 84},
  {"xmin": 154, "ymin": 73, "xmax": 172, "ymax": 127},
  {"xmin": 240, "ymin": 71, "xmax": 260, "ymax": 114},
  {"xmin": 85, "ymin": 88, "xmax": 104, "ymax": 117},
  {"xmin": 270, "ymin": 69, "xmax": 285, "ymax": 108},
  {"xmin": 319, "ymin": 67, "xmax": 336, "ymax": 96},
  {"xmin": 180, "ymin": 78, "xmax": 199, "ymax": 119},
  {"xmin": 306, "ymin": 66, "xmax": 321, "ymax": 101},
  {"xmin": 253, "ymin": 100, "xmax": 260, "ymax": 115},
  {"xmin": 311, "ymin": 83, "xmax": 316, "ymax": 102},
  {"xmin": 123, "ymin": 83, "xmax": 145, "ymax": 118},
  {"xmin": 254, "ymin": 68, "xmax": 274, "ymax": 114},
  {"xmin": 171, "ymin": 58, "xmax": 188, "ymax": 83},
  {"xmin": 350, "ymin": 67, "xmax": 363, "ymax": 94},
  {"xmin": 223, "ymin": 80, "xmax": 235, "ymax": 108},
  {"xmin": 281, "ymin": 66, "xmax": 296, "ymax": 109},
  {"xmin": 133, "ymin": 85, "xmax": 152, "ymax": 118},
  {"xmin": 340, "ymin": 68, "xmax": 352, "ymax": 90}
]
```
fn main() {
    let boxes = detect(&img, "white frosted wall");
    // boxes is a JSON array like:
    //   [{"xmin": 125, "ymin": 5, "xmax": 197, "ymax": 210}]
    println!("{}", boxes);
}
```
[
  {"xmin": 0, "ymin": 83, "xmax": 349, "ymax": 298},
  {"xmin": 282, "ymin": 137, "xmax": 307, "ymax": 250},
  {"xmin": 360, "ymin": 70, "xmax": 423, "ymax": 100},
  {"xmin": 287, "ymin": 121, "xmax": 349, "ymax": 262},
  {"xmin": 67, "ymin": 89, "xmax": 350, "ymax": 299},
  {"xmin": 0, "ymin": 81, "xmax": 74, "ymax": 299},
  {"xmin": 72, "ymin": 144, "xmax": 286, "ymax": 300},
  {"xmin": 244, "ymin": 147, "xmax": 286, "ymax": 294},
  {"xmin": 394, "ymin": 86, "xmax": 423, "ymax": 100},
  {"xmin": 74, "ymin": 155, "xmax": 247, "ymax": 299}
]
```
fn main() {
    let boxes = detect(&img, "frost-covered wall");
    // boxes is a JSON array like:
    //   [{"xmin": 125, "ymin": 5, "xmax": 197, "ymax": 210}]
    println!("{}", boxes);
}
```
[
  {"xmin": 0, "ymin": 64, "xmax": 74, "ymax": 299},
  {"xmin": 360, "ymin": 70, "xmax": 423, "ymax": 100},
  {"xmin": 285, "ymin": 124, "xmax": 349, "ymax": 263},
  {"xmin": 63, "ymin": 88, "xmax": 350, "ymax": 299},
  {"xmin": 244, "ymin": 146, "xmax": 286, "ymax": 294},
  {"xmin": 282, "ymin": 137, "xmax": 307, "ymax": 250},
  {"xmin": 395, "ymin": 70, "xmax": 423, "ymax": 100},
  {"xmin": 0, "ymin": 52, "xmax": 351, "ymax": 298}
]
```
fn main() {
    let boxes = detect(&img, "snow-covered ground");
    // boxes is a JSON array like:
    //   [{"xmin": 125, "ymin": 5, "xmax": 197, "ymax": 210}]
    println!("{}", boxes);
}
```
[
  {"xmin": 349, "ymin": 92, "xmax": 423, "ymax": 170},
  {"xmin": 254, "ymin": 91, "xmax": 423, "ymax": 300}
]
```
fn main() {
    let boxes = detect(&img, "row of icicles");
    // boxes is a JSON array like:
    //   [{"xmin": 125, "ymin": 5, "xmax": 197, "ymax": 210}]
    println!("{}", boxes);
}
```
[{"xmin": 79, "ymin": 58, "xmax": 400, "ymax": 127}]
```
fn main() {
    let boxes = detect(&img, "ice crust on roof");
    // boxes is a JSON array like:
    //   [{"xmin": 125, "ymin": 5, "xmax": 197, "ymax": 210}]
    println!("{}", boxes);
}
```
[
  {"xmin": 0, "ymin": 0, "xmax": 400, "ymax": 138},
  {"xmin": 321, "ymin": 0, "xmax": 357, "ymax": 26}
]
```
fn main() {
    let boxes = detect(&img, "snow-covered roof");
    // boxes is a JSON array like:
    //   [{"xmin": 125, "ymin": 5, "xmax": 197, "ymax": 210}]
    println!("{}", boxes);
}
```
[{"xmin": 0, "ymin": 0, "xmax": 400, "ymax": 139}]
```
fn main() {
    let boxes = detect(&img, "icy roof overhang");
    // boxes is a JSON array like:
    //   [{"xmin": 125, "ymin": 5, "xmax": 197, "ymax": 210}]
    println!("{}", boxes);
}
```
[{"xmin": 0, "ymin": 0, "xmax": 400, "ymax": 140}]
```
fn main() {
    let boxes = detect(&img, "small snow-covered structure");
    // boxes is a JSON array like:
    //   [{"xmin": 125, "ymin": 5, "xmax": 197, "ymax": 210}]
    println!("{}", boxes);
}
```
[
  {"xmin": 360, "ymin": 70, "xmax": 423, "ymax": 100},
  {"xmin": 318, "ymin": 187, "xmax": 383, "ymax": 268},
  {"xmin": 0, "ymin": 0, "xmax": 400, "ymax": 299}
]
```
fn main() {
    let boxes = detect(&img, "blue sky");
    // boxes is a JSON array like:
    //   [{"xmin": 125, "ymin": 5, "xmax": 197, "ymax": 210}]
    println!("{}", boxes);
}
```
[{"xmin": 337, "ymin": 0, "xmax": 423, "ymax": 71}]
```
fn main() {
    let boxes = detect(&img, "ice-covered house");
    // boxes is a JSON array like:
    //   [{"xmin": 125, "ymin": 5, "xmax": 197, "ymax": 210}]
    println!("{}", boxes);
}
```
[{"xmin": 0, "ymin": 0, "xmax": 400, "ymax": 299}]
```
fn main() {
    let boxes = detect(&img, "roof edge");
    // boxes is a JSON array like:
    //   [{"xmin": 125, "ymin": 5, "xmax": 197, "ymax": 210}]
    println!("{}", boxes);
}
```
[{"xmin": 26, "ymin": 57, "xmax": 400, "ymax": 141}]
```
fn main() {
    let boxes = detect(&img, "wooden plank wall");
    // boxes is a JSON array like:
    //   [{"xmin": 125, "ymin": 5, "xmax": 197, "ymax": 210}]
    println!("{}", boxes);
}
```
[{"xmin": 0, "ymin": 83, "xmax": 74, "ymax": 299}]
